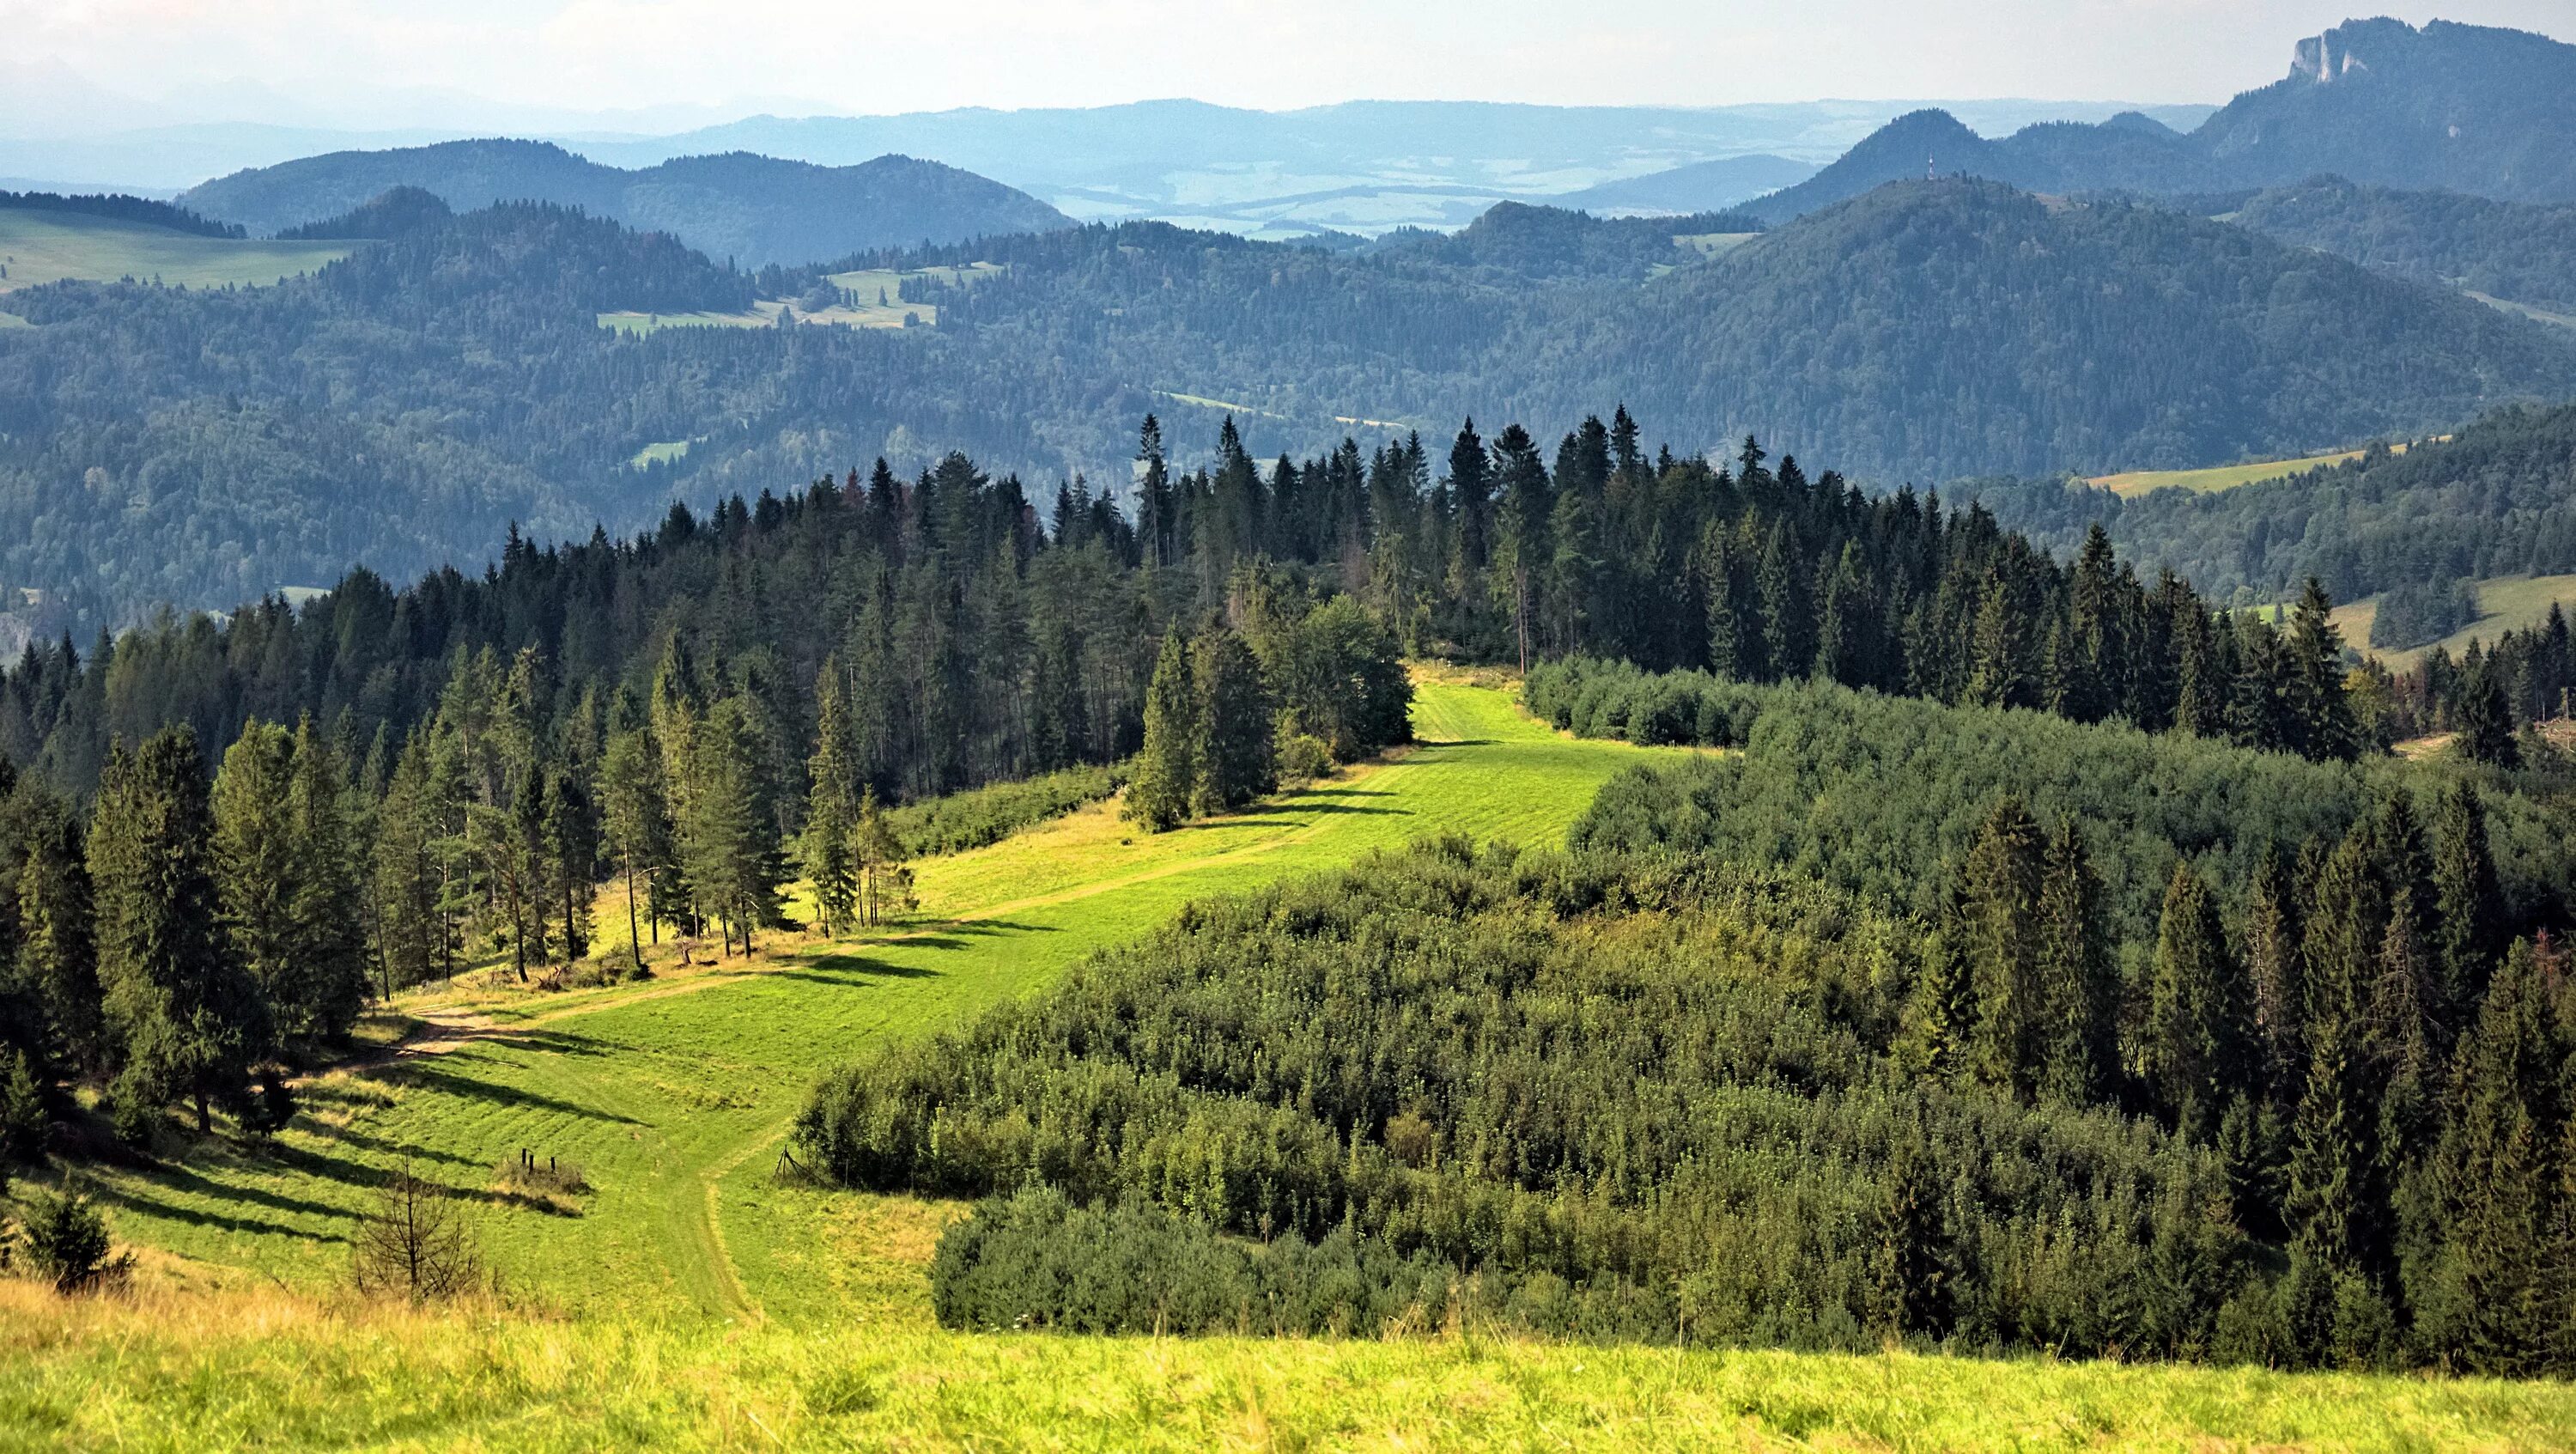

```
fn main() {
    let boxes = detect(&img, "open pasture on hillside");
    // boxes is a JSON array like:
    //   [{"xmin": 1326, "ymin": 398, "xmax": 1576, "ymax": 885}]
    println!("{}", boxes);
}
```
[
  {"xmin": 0, "ymin": 209, "xmax": 350, "ymax": 293},
  {"xmin": 2087, "ymin": 439, "xmax": 2432, "ymax": 498},
  {"xmin": 2336, "ymin": 571, "xmax": 2576, "ymax": 667},
  {"xmin": 599, "ymin": 263, "xmax": 1009, "ymax": 335},
  {"xmin": 51, "ymin": 678, "xmax": 1659, "ymax": 1325}
]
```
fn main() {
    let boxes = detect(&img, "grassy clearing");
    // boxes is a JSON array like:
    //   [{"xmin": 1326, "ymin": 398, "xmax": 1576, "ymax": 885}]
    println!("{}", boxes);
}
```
[
  {"xmin": 0, "ymin": 210, "xmax": 349, "ymax": 293},
  {"xmin": 2336, "ymin": 572, "xmax": 2576, "ymax": 669},
  {"xmin": 48, "ymin": 677, "xmax": 1660, "ymax": 1329},
  {"xmin": 4, "ymin": 1281, "xmax": 2569, "ymax": 1453},
  {"xmin": 630, "ymin": 439, "xmax": 693, "ymax": 467},
  {"xmin": 598, "ymin": 265, "xmax": 1007, "ymax": 337},
  {"xmin": 0, "ymin": 310, "xmax": 28, "ymax": 330}
]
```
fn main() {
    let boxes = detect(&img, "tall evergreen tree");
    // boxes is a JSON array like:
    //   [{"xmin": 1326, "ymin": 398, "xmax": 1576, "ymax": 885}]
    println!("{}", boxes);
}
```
[
  {"xmin": 1126, "ymin": 627, "xmax": 1198, "ymax": 832},
  {"xmin": 598, "ymin": 725, "xmax": 673, "ymax": 969},
  {"xmin": 2034, "ymin": 819, "xmax": 2114, "ymax": 1105},
  {"xmin": 1191, "ymin": 627, "xmax": 1275, "ymax": 816},
  {"xmin": 801, "ymin": 660, "xmax": 861, "ymax": 939},
  {"xmin": 2145, "ymin": 863, "xmax": 2251, "ymax": 1135},
  {"xmin": 1959, "ymin": 795, "xmax": 2047, "ymax": 1099},
  {"xmin": 89, "ymin": 729, "xmax": 266, "ymax": 1136}
]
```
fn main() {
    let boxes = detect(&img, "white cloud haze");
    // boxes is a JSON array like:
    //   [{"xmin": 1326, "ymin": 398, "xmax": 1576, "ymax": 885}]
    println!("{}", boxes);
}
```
[{"xmin": 4, "ymin": 0, "xmax": 2573, "ymax": 126}]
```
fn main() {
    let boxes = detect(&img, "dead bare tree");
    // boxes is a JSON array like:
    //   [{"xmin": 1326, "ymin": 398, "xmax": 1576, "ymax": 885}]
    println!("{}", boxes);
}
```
[{"xmin": 349, "ymin": 1159, "xmax": 479, "ymax": 1302}]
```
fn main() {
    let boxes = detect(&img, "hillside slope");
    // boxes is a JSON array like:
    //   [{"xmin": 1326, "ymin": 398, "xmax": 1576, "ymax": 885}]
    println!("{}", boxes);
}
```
[
  {"xmin": 1753, "ymin": 18, "xmax": 2576, "ymax": 222},
  {"xmin": 178, "ymin": 139, "xmax": 1070, "ymax": 265},
  {"xmin": 1582, "ymin": 179, "xmax": 2576, "ymax": 481}
]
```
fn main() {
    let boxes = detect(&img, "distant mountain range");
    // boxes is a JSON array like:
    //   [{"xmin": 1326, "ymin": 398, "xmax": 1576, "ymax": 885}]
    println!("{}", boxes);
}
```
[
  {"xmin": 176, "ymin": 141, "xmax": 1071, "ymax": 266},
  {"xmin": 0, "ymin": 97, "xmax": 2216, "ymax": 235},
  {"xmin": 1743, "ymin": 18, "xmax": 2576, "ymax": 222}
]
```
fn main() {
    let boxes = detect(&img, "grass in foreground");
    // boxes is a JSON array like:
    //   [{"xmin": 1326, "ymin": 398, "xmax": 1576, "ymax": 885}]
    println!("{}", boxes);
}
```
[
  {"xmin": 0, "ymin": 210, "xmax": 350, "ymax": 293},
  {"xmin": 3, "ymin": 1281, "xmax": 2569, "ymax": 1453}
]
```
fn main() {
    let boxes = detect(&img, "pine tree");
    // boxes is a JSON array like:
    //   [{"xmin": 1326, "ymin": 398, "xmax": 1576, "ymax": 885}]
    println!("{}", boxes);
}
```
[
  {"xmin": 14, "ymin": 792, "xmax": 98, "ymax": 1077},
  {"xmin": 598, "ymin": 725, "xmax": 673, "ymax": 970},
  {"xmin": 90, "ymin": 729, "xmax": 267, "ymax": 1136},
  {"xmin": 2432, "ymin": 940, "xmax": 2565, "ymax": 1374},
  {"xmin": 850, "ymin": 788, "xmax": 914, "ymax": 928},
  {"xmin": 2245, "ymin": 845, "xmax": 2306, "ymax": 1102},
  {"xmin": 2284, "ymin": 577, "xmax": 2359, "ymax": 763},
  {"xmin": 1126, "ymin": 626, "xmax": 1197, "ymax": 832},
  {"xmin": 541, "ymin": 770, "xmax": 597, "ymax": 962},
  {"xmin": 2431, "ymin": 781, "xmax": 2503, "ymax": 1044},
  {"xmin": 1189, "ymin": 627, "xmax": 1273, "ymax": 816},
  {"xmin": 1813, "ymin": 540, "xmax": 1880, "ymax": 689},
  {"xmin": 2034, "ymin": 819, "xmax": 2114, "ymax": 1105},
  {"xmin": 802, "ymin": 661, "xmax": 861, "ymax": 938},
  {"xmin": 1868, "ymin": 1116, "xmax": 1950, "ymax": 1336},
  {"xmin": 682, "ymin": 697, "xmax": 786, "ymax": 955},
  {"xmin": 1755, "ymin": 520, "xmax": 1812, "ymax": 684},
  {"xmin": 287, "ymin": 716, "xmax": 368, "ymax": 1040},
  {"xmin": 211, "ymin": 722, "xmax": 301, "ymax": 1029},
  {"xmin": 2145, "ymin": 863, "xmax": 2251, "ymax": 1135},
  {"xmin": 1965, "ymin": 569, "xmax": 2026, "ymax": 709},
  {"xmin": 2455, "ymin": 665, "xmax": 2519, "ymax": 768},
  {"xmin": 1959, "ymin": 795, "xmax": 2047, "ymax": 1098}
]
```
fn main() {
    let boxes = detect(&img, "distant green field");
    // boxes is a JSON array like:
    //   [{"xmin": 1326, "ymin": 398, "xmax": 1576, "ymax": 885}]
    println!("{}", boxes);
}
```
[
  {"xmin": 600, "ymin": 263, "xmax": 1007, "ymax": 336},
  {"xmin": 629, "ymin": 439, "xmax": 692, "ymax": 467},
  {"xmin": 1673, "ymin": 230, "xmax": 1759, "ymax": 258},
  {"xmin": 2093, "ymin": 448, "xmax": 2354, "ymax": 497},
  {"xmin": 2337, "ymin": 572, "xmax": 2576, "ymax": 667},
  {"xmin": 0, "ymin": 208, "xmax": 349, "ymax": 293},
  {"xmin": 0, "ymin": 309, "xmax": 27, "ymax": 330}
]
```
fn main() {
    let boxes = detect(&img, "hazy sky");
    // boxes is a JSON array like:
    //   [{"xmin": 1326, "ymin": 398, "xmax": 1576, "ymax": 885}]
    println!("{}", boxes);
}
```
[{"xmin": 10, "ymin": 0, "xmax": 2575, "ymax": 125}]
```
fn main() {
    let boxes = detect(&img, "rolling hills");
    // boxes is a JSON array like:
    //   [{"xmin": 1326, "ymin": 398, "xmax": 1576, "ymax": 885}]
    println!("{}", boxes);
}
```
[
  {"xmin": 175, "ymin": 139, "xmax": 1071, "ymax": 266},
  {"xmin": 8, "ymin": 176, "xmax": 2576, "ymax": 625}
]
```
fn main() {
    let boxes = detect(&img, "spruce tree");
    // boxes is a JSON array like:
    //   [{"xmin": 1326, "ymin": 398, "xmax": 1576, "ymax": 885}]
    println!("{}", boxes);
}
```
[
  {"xmin": 1126, "ymin": 627, "xmax": 1197, "ymax": 832},
  {"xmin": 14, "ymin": 793, "xmax": 98, "ymax": 1077},
  {"xmin": 287, "ymin": 716, "xmax": 368, "ymax": 1040},
  {"xmin": 1868, "ymin": 1116, "xmax": 1950, "ymax": 1336},
  {"xmin": 801, "ymin": 661, "xmax": 861, "ymax": 938},
  {"xmin": 598, "ymin": 726, "xmax": 673, "ymax": 969},
  {"xmin": 2245, "ymin": 845, "xmax": 2306, "ymax": 1102},
  {"xmin": 210, "ymin": 722, "xmax": 300, "ymax": 1030},
  {"xmin": 1189, "ymin": 627, "xmax": 1274, "ymax": 816},
  {"xmin": 2032, "ymin": 820, "xmax": 2114, "ymax": 1105},
  {"xmin": 1959, "ymin": 795, "xmax": 2046, "ymax": 1098},
  {"xmin": 2455, "ymin": 666, "xmax": 2519, "ymax": 768},
  {"xmin": 2432, "ymin": 781, "xmax": 2503, "ymax": 1037},
  {"xmin": 2145, "ymin": 863, "xmax": 2250, "ymax": 1135},
  {"xmin": 90, "ymin": 729, "xmax": 267, "ymax": 1136},
  {"xmin": 2432, "ymin": 940, "xmax": 2564, "ymax": 1374}
]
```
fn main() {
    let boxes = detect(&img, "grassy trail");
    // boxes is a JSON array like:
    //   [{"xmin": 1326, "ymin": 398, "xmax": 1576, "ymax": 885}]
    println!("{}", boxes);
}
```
[{"xmin": 77, "ymin": 677, "xmax": 1662, "ymax": 1321}]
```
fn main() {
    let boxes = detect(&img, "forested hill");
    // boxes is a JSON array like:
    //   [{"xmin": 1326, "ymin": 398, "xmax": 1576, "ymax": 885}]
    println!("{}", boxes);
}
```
[
  {"xmin": 2223, "ymin": 177, "xmax": 2576, "ymax": 317},
  {"xmin": 5, "ymin": 182, "xmax": 2572, "ymax": 626},
  {"xmin": 1958, "ymin": 401, "xmax": 2576, "ymax": 628},
  {"xmin": 1571, "ymin": 180, "xmax": 2576, "ymax": 482},
  {"xmin": 175, "ymin": 140, "xmax": 1072, "ymax": 266},
  {"xmin": 1750, "ymin": 19, "xmax": 2576, "ymax": 222}
]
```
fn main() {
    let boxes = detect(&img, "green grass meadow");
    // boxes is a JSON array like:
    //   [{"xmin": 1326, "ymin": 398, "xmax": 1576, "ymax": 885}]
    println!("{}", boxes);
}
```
[
  {"xmin": 2335, "ymin": 571, "xmax": 2576, "ymax": 669},
  {"xmin": 6, "ymin": 675, "xmax": 2573, "ymax": 1448},
  {"xmin": 58, "ymin": 678, "xmax": 1660, "ymax": 1321},
  {"xmin": 0, "ymin": 210, "xmax": 349, "ymax": 294}
]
